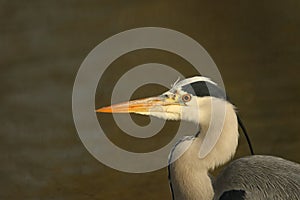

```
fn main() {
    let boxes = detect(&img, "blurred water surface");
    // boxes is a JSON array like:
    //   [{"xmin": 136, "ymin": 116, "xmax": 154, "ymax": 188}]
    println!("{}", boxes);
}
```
[{"xmin": 1, "ymin": 1, "xmax": 300, "ymax": 199}]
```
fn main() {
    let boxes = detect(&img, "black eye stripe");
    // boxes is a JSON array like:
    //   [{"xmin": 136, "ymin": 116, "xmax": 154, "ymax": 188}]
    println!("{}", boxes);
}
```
[{"xmin": 181, "ymin": 81, "xmax": 227, "ymax": 100}]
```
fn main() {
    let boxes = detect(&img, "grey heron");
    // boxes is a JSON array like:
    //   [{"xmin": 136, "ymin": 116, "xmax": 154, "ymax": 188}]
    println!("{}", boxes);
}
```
[{"xmin": 97, "ymin": 76, "xmax": 300, "ymax": 200}]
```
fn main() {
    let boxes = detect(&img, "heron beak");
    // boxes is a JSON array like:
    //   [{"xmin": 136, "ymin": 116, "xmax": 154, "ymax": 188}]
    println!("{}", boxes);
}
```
[{"xmin": 96, "ymin": 96, "xmax": 179, "ymax": 115}]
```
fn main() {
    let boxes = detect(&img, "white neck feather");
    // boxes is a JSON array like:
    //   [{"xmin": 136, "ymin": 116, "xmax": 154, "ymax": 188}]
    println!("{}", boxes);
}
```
[{"xmin": 169, "ymin": 100, "xmax": 239, "ymax": 200}]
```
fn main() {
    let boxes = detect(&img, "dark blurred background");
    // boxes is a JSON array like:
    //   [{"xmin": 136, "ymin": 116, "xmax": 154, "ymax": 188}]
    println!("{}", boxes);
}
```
[{"xmin": 1, "ymin": 1, "xmax": 300, "ymax": 199}]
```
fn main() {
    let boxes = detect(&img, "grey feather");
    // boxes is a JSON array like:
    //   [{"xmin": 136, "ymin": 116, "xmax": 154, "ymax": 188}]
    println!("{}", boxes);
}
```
[{"xmin": 213, "ymin": 155, "xmax": 300, "ymax": 200}]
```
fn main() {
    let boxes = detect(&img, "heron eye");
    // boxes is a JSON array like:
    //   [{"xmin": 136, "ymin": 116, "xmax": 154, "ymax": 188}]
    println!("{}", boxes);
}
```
[{"xmin": 182, "ymin": 94, "xmax": 191, "ymax": 102}]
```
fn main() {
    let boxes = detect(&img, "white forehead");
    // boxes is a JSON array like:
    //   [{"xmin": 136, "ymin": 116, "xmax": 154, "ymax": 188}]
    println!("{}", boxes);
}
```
[{"xmin": 171, "ymin": 76, "xmax": 217, "ymax": 90}]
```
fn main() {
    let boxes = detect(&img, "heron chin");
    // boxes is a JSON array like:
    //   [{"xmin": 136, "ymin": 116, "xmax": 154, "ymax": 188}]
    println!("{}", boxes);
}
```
[{"xmin": 97, "ymin": 76, "xmax": 300, "ymax": 200}]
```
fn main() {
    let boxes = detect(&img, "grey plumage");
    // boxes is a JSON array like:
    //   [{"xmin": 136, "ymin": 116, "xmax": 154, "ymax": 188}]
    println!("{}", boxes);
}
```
[{"xmin": 214, "ymin": 155, "xmax": 300, "ymax": 200}]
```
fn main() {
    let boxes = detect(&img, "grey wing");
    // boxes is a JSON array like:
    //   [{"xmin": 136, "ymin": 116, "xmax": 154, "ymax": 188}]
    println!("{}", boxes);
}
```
[{"xmin": 213, "ymin": 155, "xmax": 300, "ymax": 200}]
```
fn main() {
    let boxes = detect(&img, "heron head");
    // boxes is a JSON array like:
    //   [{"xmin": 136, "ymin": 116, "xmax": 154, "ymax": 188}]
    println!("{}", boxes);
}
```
[{"xmin": 96, "ymin": 76, "xmax": 227, "ymax": 125}]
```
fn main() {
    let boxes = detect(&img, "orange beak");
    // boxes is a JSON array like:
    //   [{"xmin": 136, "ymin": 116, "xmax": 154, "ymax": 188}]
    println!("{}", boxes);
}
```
[{"xmin": 96, "ymin": 96, "xmax": 170, "ymax": 114}]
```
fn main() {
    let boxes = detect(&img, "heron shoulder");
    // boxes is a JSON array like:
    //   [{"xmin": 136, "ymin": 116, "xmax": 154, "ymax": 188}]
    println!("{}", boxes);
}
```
[{"xmin": 214, "ymin": 155, "xmax": 300, "ymax": 200}]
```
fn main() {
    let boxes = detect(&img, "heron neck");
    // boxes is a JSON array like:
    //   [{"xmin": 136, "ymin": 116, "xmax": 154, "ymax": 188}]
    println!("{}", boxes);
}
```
[{"xmin": 169, "ymin": 102, "xmax": 239, "ymax": 200}]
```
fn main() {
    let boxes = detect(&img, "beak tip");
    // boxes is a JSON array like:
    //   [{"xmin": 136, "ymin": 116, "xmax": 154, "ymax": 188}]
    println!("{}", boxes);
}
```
[
  {"xmin": 95, "ymin": 108, "xmax": 103, "ymax": 113},
  {"xmin": 95, "ymin": 107, "xmax": 112, "ymax": 113}
]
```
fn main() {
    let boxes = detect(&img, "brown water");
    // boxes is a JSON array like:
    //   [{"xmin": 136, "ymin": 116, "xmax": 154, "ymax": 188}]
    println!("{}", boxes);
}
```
[{"xmin": 1, "ymin": 1, "xmax": 300, "ymax": 199}]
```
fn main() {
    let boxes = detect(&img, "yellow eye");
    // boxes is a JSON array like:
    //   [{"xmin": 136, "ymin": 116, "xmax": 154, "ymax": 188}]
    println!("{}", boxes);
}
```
[{"xmin": 182, "ymin": 94, "xmax": 191, "ymax": 102}]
